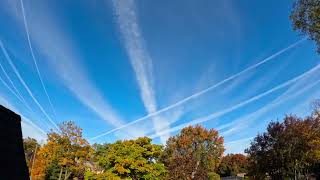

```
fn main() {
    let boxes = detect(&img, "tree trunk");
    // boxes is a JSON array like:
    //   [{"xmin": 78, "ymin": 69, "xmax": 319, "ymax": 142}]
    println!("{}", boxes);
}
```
[
  {"xmin": 64, "ymin": 169, "xmax": 68, "ymax": 180},
  {"xmin": 30, "ymin": 145, "xmax": 38, "ymax": 177},
  {"xmin": 64, "ymin": 168, "xmax": 71, "ymax": 180},
  {"xmin": 58, "ymin": 167, "xmax": 63, "ymax": 180},
  {"xmin": 191, "ymin": 160, "xmax": 200, "ymax": 179}
]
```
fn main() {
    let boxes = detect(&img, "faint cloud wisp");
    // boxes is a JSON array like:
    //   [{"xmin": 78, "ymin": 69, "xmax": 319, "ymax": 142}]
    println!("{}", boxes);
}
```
[
  {"xmin": 150, "ymin": 63, "xmax": 320, "ymax": 139},
  {"xmin": 90, "ymin": 38, "xmax": 306, "ymax": 140}
]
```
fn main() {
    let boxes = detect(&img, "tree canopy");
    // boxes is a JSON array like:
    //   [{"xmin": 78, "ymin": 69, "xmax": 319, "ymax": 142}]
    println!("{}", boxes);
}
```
[
  {"xmin": 161, "ymin": 125, "xmax": 224, "ymax": 180},
  {"xmin": 30, "ymin": 121, "xmax": 92, "ymax": 180},
  {"xmin": 88, "ymin": 137, "xmax": 166, "ymax": 180},
  {"xmin": 217, "ymin": 154, "xmax": 248, "ymax": 177},
  {"xmin": 290, "ymin": 0, "xmax": 320, "ymax": 53},
  {"xmin": 245, "ymin": 114, "xmax": 320, "ymax": 179},
  {"xmin": 23, "ymin": 137, "xmax": 40, "ymax": 174}
]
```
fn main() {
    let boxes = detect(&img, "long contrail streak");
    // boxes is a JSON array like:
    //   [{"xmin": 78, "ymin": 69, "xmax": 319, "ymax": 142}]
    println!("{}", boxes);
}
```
[
  {"xmin": 0, "ymin": 66, "xmax": 51, "ymax": 131},
  {"xmin": 19, "ymin": 0, "xmax": 57, "ymax": 117},
  {"xmin": 21, "ymin": 115, "xmax": 47, "ymax": 135},
  {"xmin": 149, "ymin": 64, "xmax": 320, "ymax": 139},
  {"xmin": 0, "ymin": 61, "xmax": 31, "ymax": 109},
  {"xmin": 0, "ymin": 75, "xmax": 21, "ymax": 101},
  {"xmin": 219, "ymin": 77, "xmax": 320, "ymax": 136},
  {"xmin": 0, "ymin": 41, "xmax": 59, "ymax": 131},
  {"xmin": 0, "ymin": 74, "xmax": 33, "ymax": 113},
  {"xmin": 112, "ymin": 0, "xmax": 169, "ymax": 143},
  {"xmin": 89, "ymin": 38, "xmax": 306, "ymax": 141},
  {"xmin": 0, "ymin": 95, "xmax": 47, "ymax": 135}
]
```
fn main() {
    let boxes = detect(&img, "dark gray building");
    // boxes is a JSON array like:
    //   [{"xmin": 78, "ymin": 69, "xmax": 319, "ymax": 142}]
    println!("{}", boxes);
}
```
[{"xmin": 0, "ymin": 105, "xmax": 30, "ymax": 179}]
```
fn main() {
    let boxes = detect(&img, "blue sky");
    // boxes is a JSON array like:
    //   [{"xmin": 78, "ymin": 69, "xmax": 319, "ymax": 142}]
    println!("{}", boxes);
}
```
[{"xmin": 0, "ymin": 0, "xmax": 319, "ymax": 153}]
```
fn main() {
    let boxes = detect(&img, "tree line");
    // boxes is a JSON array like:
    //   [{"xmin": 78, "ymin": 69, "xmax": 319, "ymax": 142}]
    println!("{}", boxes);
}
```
[{"xmin": 23, "ymin": 100, "xmax": 320, "ymax": 180}]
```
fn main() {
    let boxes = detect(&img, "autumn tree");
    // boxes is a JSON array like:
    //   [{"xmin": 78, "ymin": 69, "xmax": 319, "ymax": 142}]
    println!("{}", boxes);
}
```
[
  {"xmin": 31, "ymin": 121, "xmax": 92, "ymax": 180},
  {"xmin": 245, "ymin": 115, "xmax": 320, "ymax": 179},
  {"xmin": 290, "ymin": 0, "xmax": 320, "ymax": 53},
  {"xmin": 217, "ymin": 154, "xmax": 248, "ymax": 177},
  {"xmin": 23, "ymin": 137, "xmax": 40, "ymax": 173},
  {"xmin": 311, "ymin": 99, "xmax": 320, "ymax": 117},
  {"xmin": 88, "ymin": 137, "xmax": 166, "ymax": 180},
  {"xmin": 161, "ymin": 125, "xmax": 224, "ymax": 180},
  {"xmin": 246, "ymin": 121, "xmax": 288, "ymax": 179}
]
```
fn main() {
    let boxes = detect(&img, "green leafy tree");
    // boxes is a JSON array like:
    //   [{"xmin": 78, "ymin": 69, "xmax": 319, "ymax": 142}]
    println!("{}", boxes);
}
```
[
  {"xmin": 85, "ymin": 170, "xmax": 122, "ymax": 180},
  {"xmin": 217, "ymin": 154, "xmax": 248, "ymax": 177},
  {"xmin": 208, "ymin": 172, "xmax": 221, "ymax": 180},
  {"xmin": 161, "ymin": 125, "xmax": 224, "ymax": 180},
  {"xmin": 91, "ymin": 137, "xmax": 166, "ymax": 180},
  {"xmin": 290, "ymin": 0, "xmax": 320, "ymax": 53}
]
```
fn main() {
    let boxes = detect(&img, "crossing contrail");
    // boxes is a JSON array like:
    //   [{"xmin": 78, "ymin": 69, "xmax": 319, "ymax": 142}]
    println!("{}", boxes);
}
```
[
  {"xmin": 149, "ymin": 63, "xmax": 320, "ymax": 139},
  {"xmin": 19, "ymin": 0, "xmax": 57, "ymax": 117},
  {"xmin": 112, "ymin": 0, "xmax": 169, "ymax": 144},
  {"xmin": 89, "ymin": 38, "xmax": 306, "ymax": 141},
  {"xmin": 0, "ymin": 40, "xmax": 59, "ymax": 131}
]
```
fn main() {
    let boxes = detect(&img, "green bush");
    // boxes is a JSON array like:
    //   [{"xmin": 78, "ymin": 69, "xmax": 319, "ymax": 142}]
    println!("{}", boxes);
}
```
[{"xmin": 208, "ymin": 172, "xmax": 220, "ymax": 180}]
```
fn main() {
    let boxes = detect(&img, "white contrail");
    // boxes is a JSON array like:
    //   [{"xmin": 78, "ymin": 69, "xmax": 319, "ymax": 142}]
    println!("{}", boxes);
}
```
[
  {"xmin": 0, "ymin": 74, "xmax": 33, "ymax": 113},
  {"xmin": 0, "ymin": 40, "xmax": 59, "ymax": 131},
  {"xmin": 89, "ymin": 38, "xmax": 306, "ymax": 141},
  {"xmin": 0, "ymin": 75, "xmax": 21, "ymax": 101},
  {"xmin": 112, "ymin": 0, "xmax": 169, "ymax": 143},
  {"xmin": 5, "ymin": 5, "xmax": 134, "ymax": 133},
  {"xmin": 19, "ymin": 0, "xmax": 57, "ymax": 117},
  {"xmin": 224, "ymin": 137, "xmax": 254, "ymax": 146},
  {"xmin": 221, "ymin": 72, "xmax": 320, "ymax": 136},
  {"xmin": 0, "ymin": 63, "xmax": 51, "ymax": 130},
  {"xmin": 0, "ymin": 60, "xmax": 30, "ymax": 109},
  {"xmin": 21, "ymin": 115, "xmax": 47, "ymax": 136},
  {"xmin": 224, "ymin": 136, "xmax": 254, "ymax": 153},
  {"xmin": 0, "ymin": 95, "xmax": 47, "ymax": 136},
  {"xmin": 149, "ymin": 64, "xmax": 320, "ymax": 139}
]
